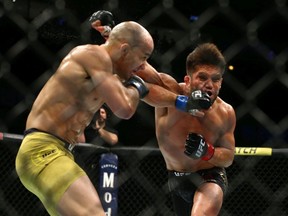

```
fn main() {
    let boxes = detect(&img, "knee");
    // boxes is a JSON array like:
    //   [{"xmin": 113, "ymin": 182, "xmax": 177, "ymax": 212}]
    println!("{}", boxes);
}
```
[
  {"xmin": 192, "ymin": 197, "xmax": 223, "ymax": 216},
  {"xmin": 80, "ymin": 201, "xmax": 106, "ymax": 216}
]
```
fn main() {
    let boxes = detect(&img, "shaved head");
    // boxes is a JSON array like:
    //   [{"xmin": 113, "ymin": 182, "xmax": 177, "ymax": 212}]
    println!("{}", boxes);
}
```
[{"xmin": 108, "ymin": 21, "xmax": 154, "ymax": 51}]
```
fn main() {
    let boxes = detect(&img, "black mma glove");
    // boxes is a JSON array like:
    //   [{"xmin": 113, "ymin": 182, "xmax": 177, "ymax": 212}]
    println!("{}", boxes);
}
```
[
  {"xmin": 89, "ymin": 10, "xmax": 115, "ymax": 39},
  {"xmin": 184, "ymin": 133, "xmax": 215, "ymax": 161},
  {"xmin": 175, "ymin": 90, "xmax": 212, "ymax": 113},
  {"xmin": 125, "ymin": 75, "xmax": 149, "ymax": 99},
  {"xmin": 89, "ymin": 10, "xmax": 115, "ymax": 27}
]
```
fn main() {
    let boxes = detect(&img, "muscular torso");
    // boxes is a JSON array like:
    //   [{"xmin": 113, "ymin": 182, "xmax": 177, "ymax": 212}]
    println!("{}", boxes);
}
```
[
  {"xmin": 136, "ymin": 63, "xmax": 235, "ymax": 171},
  {"xmin": 26, "ymin": 45, "xmax": 110, "ymax": 143},
  {"xmin": 155, "ymin": 97, "xmax": 231, "ymax": 172}
]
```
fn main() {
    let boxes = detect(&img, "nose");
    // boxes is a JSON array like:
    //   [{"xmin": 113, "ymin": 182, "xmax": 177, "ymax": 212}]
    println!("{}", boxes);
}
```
[{"xmin": 204, "ymin": 79, "xmax": 213, "ymax": 89}]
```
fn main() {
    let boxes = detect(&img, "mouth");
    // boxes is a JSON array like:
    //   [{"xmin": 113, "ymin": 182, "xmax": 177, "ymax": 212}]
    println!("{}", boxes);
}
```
[
  {"xmin": 201, "ymin": 89, "xmax": 212, "ymax": 97},
  {"xmin": 206, "ymin": 91, "xmax": 212, "ymax": 96}
]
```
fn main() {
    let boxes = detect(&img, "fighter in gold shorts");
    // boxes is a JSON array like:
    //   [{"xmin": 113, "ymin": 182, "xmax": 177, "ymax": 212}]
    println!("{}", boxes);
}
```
[
  {"xmin": 15, "ymin": 129, "xmax": 86, "ymax": 216},
  {"xmin": 15, "ymin": 19, "xmax": 192, "ymax": 215}
]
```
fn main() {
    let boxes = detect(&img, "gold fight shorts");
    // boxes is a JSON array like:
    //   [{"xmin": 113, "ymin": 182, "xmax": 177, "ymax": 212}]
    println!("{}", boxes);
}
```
[{"xmin": 15, "ymin": 129, "xmax": 86, "ymax": 216}]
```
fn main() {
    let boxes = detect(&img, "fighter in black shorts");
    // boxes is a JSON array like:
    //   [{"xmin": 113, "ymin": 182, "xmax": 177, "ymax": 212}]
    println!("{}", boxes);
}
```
[
  {"xmin": 168, "ymin": 167, "xmax": 228, "ymax": 216},
  {"xmin": 89, "ymin": 10, "xmax": 236, "ymax": 216}
]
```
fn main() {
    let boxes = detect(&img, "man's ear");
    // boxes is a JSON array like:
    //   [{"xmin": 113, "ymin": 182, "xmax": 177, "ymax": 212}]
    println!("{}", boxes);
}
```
[
  {"xmin": 184, "ymin": 75, "xmax": 190, "ymax": 85},
  {"xmin": 120, "ymin": 43, "xmax": 129, "ymax": 56},
  {"xmin": 183, "ymin": 75, "xmax": 191, "ymax": 95}
]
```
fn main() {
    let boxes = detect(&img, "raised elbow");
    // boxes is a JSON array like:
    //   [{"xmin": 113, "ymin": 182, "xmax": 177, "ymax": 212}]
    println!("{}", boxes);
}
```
[
  {"xmin": 224, "ymin": 160, "xmax": 233, "ymax": 168},
  {"xmin": 121, "ymin": 108, "xmax": 135, "ymax": 119},
  {"xmin": 224, "ymin": 154, "xmax": 235, "ymax": 168},
  {"xmin": 114, "ymin": 104, "xmax": 136, "ymax": 119},
  {"xmin": 110, "ymin": 136, "xmax": 118, "ymax": 145}
]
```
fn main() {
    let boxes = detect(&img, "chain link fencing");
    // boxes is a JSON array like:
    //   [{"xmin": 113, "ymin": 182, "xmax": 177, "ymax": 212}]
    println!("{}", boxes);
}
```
[
  {"xmin": 1, "ymin": 140, "xmax": 288, "ymax": 216},
  {"xmin": 1, "ymin": 0, "xmax": 288, "ymax": 215}
]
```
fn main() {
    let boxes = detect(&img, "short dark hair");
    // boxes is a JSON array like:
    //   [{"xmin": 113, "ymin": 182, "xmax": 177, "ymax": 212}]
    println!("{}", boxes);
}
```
[{"xmin": 186, "ymin": 43, "xmax": 226, "ymax": 76}]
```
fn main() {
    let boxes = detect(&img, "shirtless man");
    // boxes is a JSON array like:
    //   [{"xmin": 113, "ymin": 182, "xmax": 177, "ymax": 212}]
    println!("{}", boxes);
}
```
[
  {"xmin": 139, "ymin": 43, "xmax": 236, "ymax": 216},
  {"xmin": 15, "ymin": 21, "xmax": 203, "ymax": 216},
  {"xmin": 92, "ymin": 11, "xmax": 235, "ymax": 215}
]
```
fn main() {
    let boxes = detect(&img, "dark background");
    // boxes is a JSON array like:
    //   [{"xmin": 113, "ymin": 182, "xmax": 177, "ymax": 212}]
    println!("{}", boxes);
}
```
[
  {"xmin": 1, "ymin": 1, "xmax": 288, "ymax": 216},
  {"xmin": 1, "ymin": 0, "xmax": 288, "ymax": 148}
]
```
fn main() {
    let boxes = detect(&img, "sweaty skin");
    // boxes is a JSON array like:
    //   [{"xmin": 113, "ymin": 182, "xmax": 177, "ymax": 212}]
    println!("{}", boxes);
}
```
[
  {"xmin": 25, "ymin": 44, "xmax": 139, "ymax": 144},
  {"xmin": 26, "ymin": 21, "xmax": 156, "ymax": 144},
  {"xmin": 91, "ymin": 15, "xmax": 235, "ymax": 216},
  {"xmin": 26, "ymin": 24, "xmax": 180, "ymax": 145},
  {"xmin": 17, "ymin": 21, "xmax": 187, "ymax": 216},
  {"xmin": 140, "ymin": 63, "xmax": 235, "ymax": 171},
  {"xmin": 156, "ymin": 82, "xmax": 235, "ymax": 172},
  {"xmin": 138, "ymin": 60, "xmax": 236, "ymax": 216}
]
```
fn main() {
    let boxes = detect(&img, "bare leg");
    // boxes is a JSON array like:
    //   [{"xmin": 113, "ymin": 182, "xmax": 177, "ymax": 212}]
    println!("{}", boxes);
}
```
[
  {"xmin": 57, "ymin": 175, "xmax": 105, "ymax": 216},
  {"xmin": 191, "ymin": 183, "xmax": 223, "ymax": 216}
]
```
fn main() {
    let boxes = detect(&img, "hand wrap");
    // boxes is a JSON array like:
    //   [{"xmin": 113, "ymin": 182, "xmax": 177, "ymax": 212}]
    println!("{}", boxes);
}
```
[{"xmin": 125, "ymin": 75, "xmax": 149, "ymax": 99}]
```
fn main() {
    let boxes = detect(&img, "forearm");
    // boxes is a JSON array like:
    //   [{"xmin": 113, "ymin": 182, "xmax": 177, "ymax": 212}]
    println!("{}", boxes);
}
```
[
  {"xmin": 98, "ymin": 75, "xmax": 140, "ymax": 119},
  {"xmin": 110, "ymin": 86, "xmax": 139, "ymax": 119},
  {"xmin": 112, "ymin": 75, "xmax": 149, "ymax": 118},
  {"xmin": 208, "ymin": 147, "xmax": 235, "ymax": 168},
  {"xmin": 208, "ymin": 132, "xmax": 236, "ymax": 168},
  {"xmin": 98, "ymin": 128, "xmax": 118, "ymax": 145},
  {"xmin": 142, "ymin": 83, "xmax": 178, "ymax": 107}
]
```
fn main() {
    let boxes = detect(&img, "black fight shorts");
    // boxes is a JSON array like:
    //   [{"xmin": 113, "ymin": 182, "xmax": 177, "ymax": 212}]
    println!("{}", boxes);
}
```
[{"xmin": 168, "ymin": 167, "xmax": 228, "ymax": 203}]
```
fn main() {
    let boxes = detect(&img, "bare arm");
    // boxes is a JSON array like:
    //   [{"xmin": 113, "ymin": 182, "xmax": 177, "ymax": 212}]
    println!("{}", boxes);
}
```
[
  {"xmin": 137, "ymin": 62, "xmax": 184, "ymax": 107},
  {"xmin": 143, "ymin": 83, "xmax": 178, "ymax": 107},
  {"xmin": 94, "ymin": 74, "xmax": 140, "ymax": 119},
  {"xmin": 74, "ymin": 45, "xmax": 141, "ymax": 119},
  {"xmin": 208, "ymin": 105, "xmax": 236, "ymax": 168},
  {"xmin": 136, "ymin": 62, "xmax": 182, "ymax": 92},
  {"xmin": 90, "ymin": 22, "xmax": 185, "ymax": 111},
  {"xmin": 98, "ymin": 128, "xmax": 118, "ymax": 145}
]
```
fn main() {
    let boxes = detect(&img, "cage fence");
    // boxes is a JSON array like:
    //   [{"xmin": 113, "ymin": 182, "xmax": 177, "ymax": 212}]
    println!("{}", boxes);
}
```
[
  {"xmin": 1, "ymin": 141, "xmax": 288, "ymax": 216},
  {"xmin": 1, "ymin": 0, "xmax": 288, "ymax": 215}
]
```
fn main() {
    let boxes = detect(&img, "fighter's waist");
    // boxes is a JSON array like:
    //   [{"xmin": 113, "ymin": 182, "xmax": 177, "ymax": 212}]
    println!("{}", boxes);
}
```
[
  {"xmin": 24, "ymin": 128, "xmax": 75, "ymax": 151},
  {"xmin": 168, "ymin": 170, "xmax": 195, "ymax": 177},
  {"xmin": 168, "ymin": 167, "xmax": 225, "ymax": 177}
]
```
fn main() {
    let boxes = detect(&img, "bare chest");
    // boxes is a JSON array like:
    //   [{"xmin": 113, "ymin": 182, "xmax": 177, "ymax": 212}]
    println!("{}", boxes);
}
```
[{"xmin": 156, "ymin": 110, "xmax": 225, "ymax": 146}]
